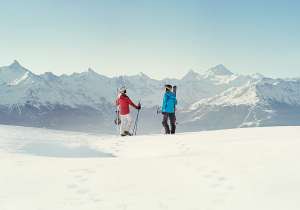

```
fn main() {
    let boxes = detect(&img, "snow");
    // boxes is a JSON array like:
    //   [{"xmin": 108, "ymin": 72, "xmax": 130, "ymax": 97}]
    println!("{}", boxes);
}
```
[
  {"xmin": 205, "ymin": 64, "xmax": 234, "ymax": 77},
  {"xmin": 190, "ymin": 76, "xmax": 300, "ymax": 109},
  {"xmin": 190, "ymin": 82, "xmax": 261, "ymax": 108},
  {"xmin": 8, "ymin": 71, "xmax": 29, "ymax": 86},
  {"xmin": 0, "ymin": 61, "xmax": 29, "ymax": 85},
  {"xmin": 257, "ymin": 78, "xmax": 300, "ymax": 105},
  {"xmin": 1, "ymin": 125, "xmax": 300, "ymax": 210},
  {"xmin": 2, "ymin": 60, "xmax": 300, "ymax": 112},
  {"xmin": 2, "ymin": 60, "xmax": 300, "ymax": 133},
  {"xmin": 0, "ymin": 61, "xmax": 299, "ymax": 109},
  {"xmin": 181, "ymin": 69, "xmax": 201, "ymax": 81},
  {"xmin": 0, "ymin": 61, "xmax": 257, "ymax": 109}
]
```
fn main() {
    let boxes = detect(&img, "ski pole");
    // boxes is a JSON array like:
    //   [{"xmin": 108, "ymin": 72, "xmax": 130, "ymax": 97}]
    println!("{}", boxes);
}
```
[
  {"xmin": 115, "ymin": 88, "xmax": 120, "ymax": 135},
  {"xmin": 133, "ymin": 109, "xmax": 140, "ymax": 135},
  {"xmin": 132, "ymin": 100, "xmax": 141, "ymax": 135},
  {"xmin": 133, "ymin": 110, "xmax": 140, "ymax": 135}
]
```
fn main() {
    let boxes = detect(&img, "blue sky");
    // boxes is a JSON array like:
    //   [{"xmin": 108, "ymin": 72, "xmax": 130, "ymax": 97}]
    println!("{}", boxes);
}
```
[{"xmin": 0, "ymin": 0, "xmax": 299, "ymax": 79}]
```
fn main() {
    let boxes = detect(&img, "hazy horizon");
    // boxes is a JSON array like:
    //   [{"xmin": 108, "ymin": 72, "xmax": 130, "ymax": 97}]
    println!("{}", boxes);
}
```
[{"xmin": 3, "ymin": 60, "xmax": 284, "ymax": 80}]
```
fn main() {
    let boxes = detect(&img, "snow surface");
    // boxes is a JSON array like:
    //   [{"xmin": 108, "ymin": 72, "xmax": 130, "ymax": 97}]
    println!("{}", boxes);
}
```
[
  {"xmin": 1, "ymin": 125, "xmax": 300, "ymax": 210},
  {"xmin": 8, "ymin": 71, "xmax": 29, "ymax": 86}
]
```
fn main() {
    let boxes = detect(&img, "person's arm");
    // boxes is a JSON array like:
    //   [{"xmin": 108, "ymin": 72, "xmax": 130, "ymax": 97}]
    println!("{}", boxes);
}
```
[
  {"xmin": 128, "ymin": 98, "xmax": 140, "ymax": 109},
  {"xmin": 162, "ymin": 93, "xmax": 168, "ymax": 112}
]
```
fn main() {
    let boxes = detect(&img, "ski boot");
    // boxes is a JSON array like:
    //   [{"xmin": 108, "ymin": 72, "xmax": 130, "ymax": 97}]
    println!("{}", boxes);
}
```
[{"xmin": 124, "ymin": 131, "xmax": 132, "ymax": 136}]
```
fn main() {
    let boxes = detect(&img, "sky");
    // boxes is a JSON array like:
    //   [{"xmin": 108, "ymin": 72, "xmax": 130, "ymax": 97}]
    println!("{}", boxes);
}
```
[{"xmin": 0, "ymin": 0, "xmax": 299, "ymax": 79}]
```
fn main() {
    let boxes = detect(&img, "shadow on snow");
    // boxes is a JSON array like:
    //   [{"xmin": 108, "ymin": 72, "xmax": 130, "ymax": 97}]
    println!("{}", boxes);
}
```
[{"xmin": 19, "ymin": 142, "xmax": 115, "ymax": 158}]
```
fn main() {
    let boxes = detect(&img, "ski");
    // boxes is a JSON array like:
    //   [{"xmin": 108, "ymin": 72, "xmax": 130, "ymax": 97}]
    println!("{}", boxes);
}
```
[
  {"xmin": 173, "ymin": 85, "xmax": 177, "ymax": 96},
  {"xmin": 173, "ymin": 85, "xmax": 177, "ymax": 111},
  {"xmin": 173, "ymin": 85, "xmax": 178, "ymax": 125},
  {"xmin": 114, "ymin": 88, "xmax": 121, "ymax": 130}
]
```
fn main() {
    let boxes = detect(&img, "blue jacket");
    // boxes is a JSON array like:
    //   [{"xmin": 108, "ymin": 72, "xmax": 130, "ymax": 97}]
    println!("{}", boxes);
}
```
[{"xmin": 162, "ymin": 91, "xmax": 177, "ymax": 113}]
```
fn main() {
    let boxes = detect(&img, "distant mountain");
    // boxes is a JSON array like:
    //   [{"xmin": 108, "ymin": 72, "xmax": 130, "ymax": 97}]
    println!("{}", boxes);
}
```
[
  {"xmin": 0, "ymin": 60, "xmax": 300, "ymax": 133},
  {"xmin": 180, "ymin": 77, "xmax": 300, "ymax": 131}
]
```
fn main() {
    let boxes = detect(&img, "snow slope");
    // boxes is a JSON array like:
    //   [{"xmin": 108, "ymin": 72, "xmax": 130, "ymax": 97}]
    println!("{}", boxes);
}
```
[
  {"xmin": 1, "ymin": 125, "xmax": 300, "ymax": 210},
  {"xmin": 190, "ymin": 78, "xmax": 300, "ymax": 108}
]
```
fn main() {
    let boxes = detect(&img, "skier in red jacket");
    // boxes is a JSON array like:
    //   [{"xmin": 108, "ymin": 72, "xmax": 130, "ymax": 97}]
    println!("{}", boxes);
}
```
[{"xmin": 116, "ymin": 87, "xmax": 141, "ymax": 136}]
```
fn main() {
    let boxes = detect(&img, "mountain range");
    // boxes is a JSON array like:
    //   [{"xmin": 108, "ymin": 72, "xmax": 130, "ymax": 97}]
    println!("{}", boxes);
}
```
[{"xmin": 1, "ymin": 60, "xmax": 300, "ymax": 133}]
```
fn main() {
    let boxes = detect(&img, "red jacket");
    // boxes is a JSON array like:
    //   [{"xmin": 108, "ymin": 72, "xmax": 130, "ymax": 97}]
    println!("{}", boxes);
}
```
[{"xmin": 116, "ymin": 94, "xmax": 139, "ymax": 115}]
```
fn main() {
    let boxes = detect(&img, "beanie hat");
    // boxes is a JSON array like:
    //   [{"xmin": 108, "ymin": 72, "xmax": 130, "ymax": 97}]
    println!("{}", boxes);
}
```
[
  {"xmin": 119, "ymin": 86, "xmax": 127, "ymax": 94},
  {"xmin": 165, "ymin": 84, "xmax": 172, "ymax": 91}
]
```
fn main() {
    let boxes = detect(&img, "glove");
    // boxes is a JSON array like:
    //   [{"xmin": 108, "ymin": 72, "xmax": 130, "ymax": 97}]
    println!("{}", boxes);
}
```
[{"xmin": 137, "ymin": 103, "xmax": 141, "ymax": 110}]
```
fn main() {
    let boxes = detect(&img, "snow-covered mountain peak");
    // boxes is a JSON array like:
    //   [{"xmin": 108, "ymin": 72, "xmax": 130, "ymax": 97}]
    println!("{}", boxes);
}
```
[
  {"xmin": 0, "ymin": 60, "xmax": 34, "ymax": 85},
  {"xmin": 71, "ymin": 68, "xmax": 104, "ymax": 79},
  {"xmin": 7, "ymin": 60, "xmax": 32, "ymax": 73},
  {"xmin": 4, "ymin": 60, "xmax": 28, "ymax": 72},
  {"xmin": 255, "ymin": 78, "xmax": 300, "ymax": 106},
  {"xmin": 190, "ymin": 82, "xmax": 261, "ymax": 109},
  {"xmin": 41, "ymin": 72, "xmax": 59, "ymax": 81},
  {"xmin": 87, "ymin": 67, "xmax": 97, "ymax": 74},
  {"xmin": 82, "ymin": 68, "xmax": 111, "ymax": 80},
  {"xmin": 138, "ymin": 72, "xmax": 150, "ymax": 79},
  {"xmin": 190, "ymin": 76, "xmax": 300, "ymax": 110},
  {"xmin": 1, "ymin": 61, "xmax": 300, "ymax": 132},
  {"xmin": 251, "ymin": 73, "xmax": 265, "ymax": 80},
  {"xmin": 123, "ymin": 72, "xmax": 152, "ymax": 81},
  {"xmin": 9, "ymin": 60, "xmax": 22, "ymax": 68},
  {"xmin": 206, "ymin": 64, "xmax": 233, "ymax": 76},
  {"xmin": 182, "ymin": 69, "xmax": 200, "ymax": 80}
]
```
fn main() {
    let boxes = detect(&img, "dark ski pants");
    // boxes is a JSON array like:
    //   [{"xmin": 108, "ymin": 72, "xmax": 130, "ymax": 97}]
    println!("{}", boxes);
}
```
[{"xmin": 162, "ymin": 112, "xmax": 176, "ymax": 134}]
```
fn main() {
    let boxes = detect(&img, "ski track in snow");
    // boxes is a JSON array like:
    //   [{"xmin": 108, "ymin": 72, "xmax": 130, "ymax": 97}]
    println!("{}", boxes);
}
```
[{"xmin": 1, "ymin": 125, "xmax": 300, "ymax": 210}]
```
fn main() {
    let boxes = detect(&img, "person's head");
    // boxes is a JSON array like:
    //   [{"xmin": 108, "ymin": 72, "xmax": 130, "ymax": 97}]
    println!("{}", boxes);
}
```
[
  {"xmin": 119, "ymin": 87, "xmax": 127, "ymax": 94},
  {"xmin": 165, "ymin": 84, "xmax": 172, "ymax": 92}
]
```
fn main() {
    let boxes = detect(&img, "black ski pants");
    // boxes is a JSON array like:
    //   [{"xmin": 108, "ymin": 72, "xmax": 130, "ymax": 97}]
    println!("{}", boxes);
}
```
[{"xmin": 162, "ymin": 112, "xmax": 176, "ymax": 134}]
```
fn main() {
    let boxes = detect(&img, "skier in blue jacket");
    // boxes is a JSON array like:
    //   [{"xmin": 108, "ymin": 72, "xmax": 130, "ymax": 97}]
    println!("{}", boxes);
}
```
[{"xmin": 161, "ymin": 84, "xmax": 177, "ymax": 134}]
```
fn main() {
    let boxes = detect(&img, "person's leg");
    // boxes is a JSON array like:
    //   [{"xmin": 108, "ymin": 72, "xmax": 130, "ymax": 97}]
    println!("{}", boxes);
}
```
[
  {"xmin": 125, "ymin": 114, "xmax": 132, "ymax": 135},
  {"xmin": 120, "ymin": 115, "xmax": 126, "ymax": 135},
  {"xmin": 162, "ymin": 113, "xmax": 170, "ymax": 134},
  {"xmin": 170, "ymin": 113, "xmax": 176, "ymax": 134}
]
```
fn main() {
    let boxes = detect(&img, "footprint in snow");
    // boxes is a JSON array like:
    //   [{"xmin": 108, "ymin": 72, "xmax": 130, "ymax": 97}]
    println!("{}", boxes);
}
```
[
  {"xmin": 176, "ymin": 140, "xmax": 192, "ymax": 155},
  {"xmin": 90, "ymin": 197, "xmax": 102, "ymax": 203},
  {"xmin": 79, "ymin": 177, "xmax": 89, "ymax": 183},
  {"xmin": 70, "ymin": 168, "xmax": 96, "ymax": 174},
  {"xmin": 200, "ymin": 170, "xmax": 236, "ymax": 194},
  {"xmin": 116, "ymin": 202, "xmax": 128, "ymax": 210},
  {"xmin": 66, "ymin": 184, "xmax": 78, "ymax": 189},
  {"xmin": 76, "ymin": 188, "xmax": 90, "ymax": 194},
  {"xmin": 217, "ymin": 177, "xmax": 227, "ymax": 182},
  {"xmin": 158, "ymin": 201, "xmax": 169, "ymax": 210}
]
